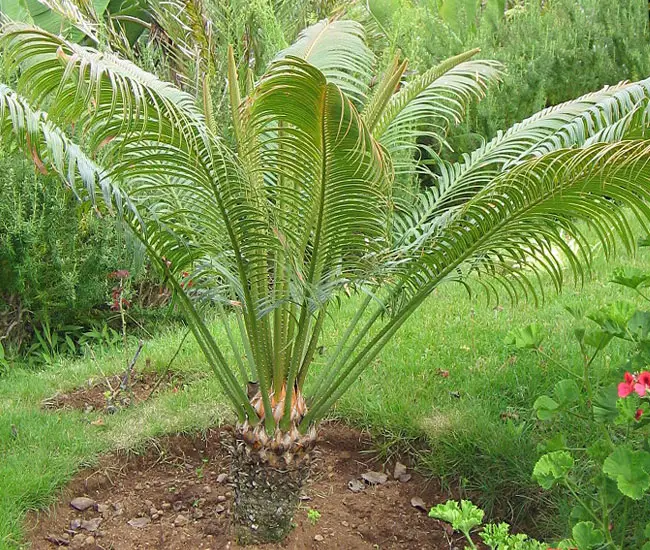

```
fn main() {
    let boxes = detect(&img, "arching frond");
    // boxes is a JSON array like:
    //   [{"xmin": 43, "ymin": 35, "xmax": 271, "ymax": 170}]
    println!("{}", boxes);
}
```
[
  {"xmin": 305, "ymin": 140, "xmax": 650, "ymax": 424},
  {"xmin": 273, "ymin": 19, "xmax": 374, "ymax": 104},
  {"xmin": 398, "ymin": 141, "xmax": 650, "ymax": 305},
  {"xmin": 372, "ymin": 52, "xmax": 502, "ymax": 177},
  {"xmin": 396, "ymin": 79, "xmax": 650, "ymax": 247}
]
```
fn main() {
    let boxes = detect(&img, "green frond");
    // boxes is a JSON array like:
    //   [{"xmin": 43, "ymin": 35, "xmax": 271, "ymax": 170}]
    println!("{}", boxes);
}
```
[
  {"xmin": 361, "ymin": 52, "xmax": 407, "ymax": 132},
  {"xmin": 247, "ymin": 56, "xmax": 390, "ymax": 298},
  {"xmin": 372, "ymin": 51, "xmax": 502, "ymax": 177},
  {"xmin": 273, "ymin": 19, "xmax": 375, "ymax": 104},
  {"xmin": 396, "ymin": 78, "xmax": 650, "ymax": 246},
  {"xmin": 399, "ymin": 141, "xmax": 650, "ymax": 305},
  {"xmin": 305, "ymin": 140, "xmax": 650, "ymax": 426}
]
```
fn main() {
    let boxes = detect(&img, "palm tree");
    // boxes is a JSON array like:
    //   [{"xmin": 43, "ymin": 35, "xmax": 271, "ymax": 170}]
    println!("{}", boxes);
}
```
[{"xmin": 3, "ymin": 14, "xmax": 650, "ymax": 544}]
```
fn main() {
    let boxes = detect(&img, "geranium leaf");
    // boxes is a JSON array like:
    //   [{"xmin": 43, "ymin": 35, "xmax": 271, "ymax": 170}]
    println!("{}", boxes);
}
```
[
  {"xmin": 572, "ymin": 521, "xmax": 604, "ymax": 550},
  {"xmin": 602, "ymin": 446, "xmax": 650, "ymax": 499},
  {"xmin": 532, "ymin": 451, "xmax": 574, "ymax": 489},
  {"xmin": 554, "ymin": 379, "xmax": 580, "ymax": 406},
  {"xmin": 533, "ymin": 395, "xmax": 560, "ymax": 420}
]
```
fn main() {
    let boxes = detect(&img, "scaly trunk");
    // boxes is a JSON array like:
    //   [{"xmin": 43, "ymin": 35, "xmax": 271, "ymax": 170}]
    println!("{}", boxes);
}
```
[{"xmin": 230, "ymin": 387, "xmax": 317, "ymax": 545}]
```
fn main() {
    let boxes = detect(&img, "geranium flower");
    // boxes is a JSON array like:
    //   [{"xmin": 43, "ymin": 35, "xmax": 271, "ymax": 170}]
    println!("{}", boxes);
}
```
[
  {"xmin": 635, "ymin": 371, "xmax": 650, "ymax": 397},
  {"xmin": 618, "ymin": 372, "xmax": 636, "ymax": 398},
  {"xmin": 635, "ymin": 408, "xmax": 644, "ymax": 421}
]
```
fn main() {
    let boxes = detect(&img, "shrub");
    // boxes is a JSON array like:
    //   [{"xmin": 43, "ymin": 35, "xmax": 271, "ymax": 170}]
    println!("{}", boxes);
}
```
[{"xmin": 0, "ymin": 150, "xmax": 139, "ymax": 349}]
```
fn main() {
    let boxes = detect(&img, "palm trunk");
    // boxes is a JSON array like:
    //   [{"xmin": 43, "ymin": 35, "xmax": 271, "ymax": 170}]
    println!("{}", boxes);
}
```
[{"xmin": 230, "ymin": 388, "xmax": 317, "ymax": 544}]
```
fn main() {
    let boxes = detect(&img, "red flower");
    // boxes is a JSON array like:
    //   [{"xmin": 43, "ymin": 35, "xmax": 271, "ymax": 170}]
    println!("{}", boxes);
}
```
[
  {"xmin": 636, "ymin": 408, "xmax": 644, "ymax": 421},
  {"xmin": 635, "ymin": 371, "xmax": 650, "ymax": 397},
  {"xmin": 618, "ymin": 372, "xmax": 636, "ymax": 398}
]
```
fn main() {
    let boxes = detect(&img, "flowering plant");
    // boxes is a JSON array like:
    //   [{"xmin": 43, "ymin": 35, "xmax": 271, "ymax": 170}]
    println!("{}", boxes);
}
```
[{"xmin": 507, "ymin": 266, "xmax": 650, "ymax": 548}]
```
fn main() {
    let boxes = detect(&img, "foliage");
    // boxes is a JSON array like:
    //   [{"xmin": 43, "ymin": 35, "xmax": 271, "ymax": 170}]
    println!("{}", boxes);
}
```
[
  {"xmin": 3, "ymin": 12, "xmax": 650, "ymax": 443},
  {"xmin": 357, "ymin": 0, "xmax": 650, "ymax": 156},
  {"xmin": 429, "ymin": 498, "xmax": 545, "ymax": 549},
  {"xmin": 511, "ymin": 259, "xmax": 650, "ymax": 547},
  {"xmin": 0, "ymin": 151, "xmax": 139, "ymax": 351}
]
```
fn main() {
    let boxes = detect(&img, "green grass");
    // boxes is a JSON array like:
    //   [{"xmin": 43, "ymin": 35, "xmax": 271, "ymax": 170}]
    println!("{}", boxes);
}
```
[{"xmin": 2, "ymin": 248, "xmax": 650, "ymax": 547}]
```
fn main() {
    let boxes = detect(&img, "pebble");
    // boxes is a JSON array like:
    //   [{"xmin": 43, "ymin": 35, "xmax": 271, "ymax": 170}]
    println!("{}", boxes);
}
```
[
  {"xmin": 174, "ymin": 514, "xmax": 189, "ymax": 527},
  {"xmin": 149, "ymin": 507, "xmax": 157, "ymax": 516},
  {"xmin": 95, "ymin": 504, "xmax": 109, "ymax": 514},
  {"xmin": 70, "ymin": 497, "xmax": 95, "ymax": 511},
  {"xmin": 80, "ymin": 518, "xmax": 102, "ymax": 532},
  {"xmin": 393, "ymin": 462, "xmax": 407, "ymax": 479},
  {"xmin": 70, "ymin": 519, "xmax": 82, "ymax": 530},
  {"xmin": 144, "ymin": 499, "xmax": 153, "ymax": 507},
  {"xmin": 84, "ymin": 536, "xmax": 95, "ymax": 546},
  {"xmin": 216, "ymin": 473, "xmax": 228, "ymax": 484},
  {"xmin": 135, "ymin": 483, "xmax": 143, "ymax": 490},
  {"xmin": 193, "ymin": 508, "xmax": 205, "ymax": 519},
  {"xmin": 161, "ymin": 502, "xmax": 171, "ymax": 510},
  {"xmin": 361, "ymin": 471, "xmax": 388, "ymax": 485},
  {"xmin": 127, "ymin": 517, "xmax": 151, "ymax": 528},
  {"xmin": 217, "ymin": 495, "xmax": 227, "ymax": 503},
  {"xmin": 341, "ymin": 521, "xmax": 349, "ymax": 527},
  {"xmin": 214, "ymin": 505, "xmax": 225, "ymax": 514},
  {"xmin": 314, "ymin": 534, "xmax": 324, "ymax": 542},
  {"xmin": 203, "ymin": 485, "xmax": 212, "ymax": 494},
  {"xmin": 151, "ymin": 513, "xmax": 160, "ymax": 520}
]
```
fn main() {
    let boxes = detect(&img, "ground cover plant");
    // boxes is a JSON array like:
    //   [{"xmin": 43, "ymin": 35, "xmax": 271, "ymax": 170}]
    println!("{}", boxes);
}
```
[{"xmin": 5, "ymin": 1, "xmax": 650, "ymax": 547}]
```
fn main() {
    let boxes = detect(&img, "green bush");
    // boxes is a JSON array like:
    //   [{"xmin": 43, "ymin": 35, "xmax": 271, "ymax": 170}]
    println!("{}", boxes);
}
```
[
  {"xmin": 0, "ymin": 151, "xmax": 139, "ymax": 348},
  {"xmin": 362, "ymin": 0, "xmax": 650, "ymax": 153}
]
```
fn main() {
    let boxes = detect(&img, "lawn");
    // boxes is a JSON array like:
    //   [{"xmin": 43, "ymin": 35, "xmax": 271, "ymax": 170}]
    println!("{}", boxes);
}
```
[{"xmin": 2, "ymin": 246, "xmax": 650, "ymax": 548}]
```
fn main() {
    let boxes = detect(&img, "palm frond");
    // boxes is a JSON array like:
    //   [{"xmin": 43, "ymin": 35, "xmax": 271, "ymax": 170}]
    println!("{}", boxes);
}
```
[
  {"xmin": 273, "ymin": 19, "xmax": 374, "ymax": 104},
  {"xmin": 396, "ymin": 79, "xmax": 650, "ymax": 247},
  {"xmin": 305, "ymin": 140, "xmax": 650, "ymax": 425},
  {"xmin": 372, "ymin": 51, "xmax": 502, "ymax": 177}
]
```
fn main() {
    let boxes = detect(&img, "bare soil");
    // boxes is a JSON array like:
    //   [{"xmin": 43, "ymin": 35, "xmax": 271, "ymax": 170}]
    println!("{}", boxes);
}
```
[
  {"xmin": 41, "ymin": 371, "xmax": 184, "ymax": 413},
  {"xmin": 27, "ymin": 424, "xmax": 468, "ymax": 549}
]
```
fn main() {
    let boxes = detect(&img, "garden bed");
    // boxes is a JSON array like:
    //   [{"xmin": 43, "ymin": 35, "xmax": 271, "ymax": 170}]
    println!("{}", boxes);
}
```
[
  {"xmin": 27, "ymin": 424, "xmax": 464, "ymax": 549},
  {"xmin": 41, "ymin": 371, "xmax": 185, "ymax": 413}
]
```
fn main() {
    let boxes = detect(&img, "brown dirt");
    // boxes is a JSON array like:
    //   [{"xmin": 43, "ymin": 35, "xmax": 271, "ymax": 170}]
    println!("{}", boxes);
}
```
[
  {"xmin": 26, "ymin": 423, "xmax": 469, "ymax": 549},
  {"xmin": 41, "ymin": 371, "xmax": 184, "ymax": 413}
]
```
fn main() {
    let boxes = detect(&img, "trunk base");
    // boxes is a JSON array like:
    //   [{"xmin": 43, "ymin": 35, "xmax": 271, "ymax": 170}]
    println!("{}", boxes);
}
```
[{"xmin": 230, "ymin": 425, "xmax": 316, "ymax": 545}]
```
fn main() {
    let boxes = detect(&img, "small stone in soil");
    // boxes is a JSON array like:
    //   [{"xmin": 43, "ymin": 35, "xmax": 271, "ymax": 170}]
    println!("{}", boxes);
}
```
[
  {"xmin": 393, "ymin": 462, "xmax": 407, "ymax": 479},
  {"xmin": 70, "ymin": 519, "xmax": 82, "ymax": 531},
  {"xmin": 127, "ymin": 517, "xmax": 151, "ymax": 529},
  {"xmin": 80, "ymin": 518, "xmax": 102, "ymax": 532},
  {"xmin": 173, "ymin": 501, "xmax": 184, "ymax": 512},
  {"xmin": 314, "ymin": 534, "xmax": 325, "ymax": 542},
  {"xmin": 84, "ymin": 536, "xmax": 95, "ymax": 546},
  {"xmin": 347, "ymin": 479, "xmax": 365, "ymax": 493},
  {"xmin": 95, "ymin": 504, "xmax": 109, "ymax": 514},
  {"xmin": 45, "ymin": 534, "xmax": 70, "ymax": 546},
  {"xmin": 216, "ymin": 495, "xmax": 226, "ymax": 503},
  {"xmin": 203, "ymin": 485, "xmax": 212, "ymax": 494},
  {"xmin": 214, "ymin": 505, "xmax": 225, "ymax": 514},
  {"xmin": 174, "ymin": 514, "xmax": 189, "ymax": 527},
  {"xmin": 398, "ymin": 473, "xmax": 412, "ymax": 483},
  {"xmin": 361, "ymin": 471, "xmax": 388, "ymax": 485},
  {"xmin": 216, "ymin": 473, "xmax": 228, "ymax": 484},
  {"xmin": 135, "ymin": 483, "xmax": 143, "ymax": 490},
  {"xmin": 161, "ymin": 502, "xmax": 171, "ymax": 510},
  {"xmin": 341, "ymin": 521, "xmax": 349, "ymax": 527},
  {"xmin": 144, "ymin": 499, "xmax": 153, "ymax": 507},
  {"xmin": 70, "ymin": 497, "xmax": 95, "ymax": 511},
  {"xmin": 193, "ymin": 508, "xmax": 204, "ymax": 519},
  {"xmin": 410, "ymin": 496, "xmax": 427, "ymax": 512},
  {"xmin": 149, "ymin": 507, "xmax": 157, "ymax": 516}
]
